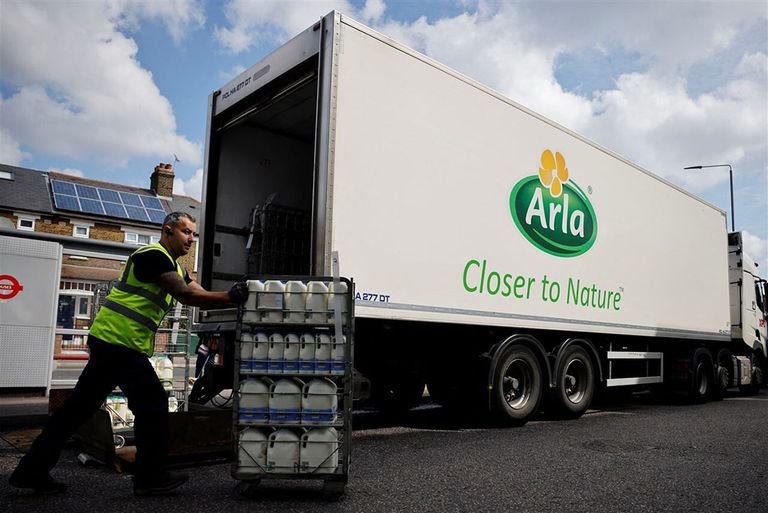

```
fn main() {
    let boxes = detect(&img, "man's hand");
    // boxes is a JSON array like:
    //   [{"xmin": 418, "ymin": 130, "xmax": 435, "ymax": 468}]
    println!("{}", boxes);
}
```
[
  {"xmin": 157, "ymin": 272, "xmax": 234, "ymax": 308},
  {"xmin": 228, "ymin": 281, "xmax": 249, "ymax": 304}
]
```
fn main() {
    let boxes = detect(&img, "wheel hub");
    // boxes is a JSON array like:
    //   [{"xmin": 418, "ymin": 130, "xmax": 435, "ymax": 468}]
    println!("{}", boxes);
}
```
[{"xmin": 502, "ymin": 360, "xmax": 530, "ymax": 409}]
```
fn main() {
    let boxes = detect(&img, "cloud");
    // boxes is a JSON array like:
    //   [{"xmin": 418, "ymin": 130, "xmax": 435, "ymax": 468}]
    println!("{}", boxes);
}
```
[
  {"xmin": 742, "ymin": 230, "xmax": 768, "ymax": 270},
  {"xmin": 0, "ymin": 126, "xmax": 29, "ymax": 165},
  {"xmin": 174, "ymin": 168, "xmax": 204, "ymax": 199},
  {"xmin": 107, "ymin": 0, "xmax": 206, "ymax": 45},
  {"xmin": 0, "ymin": 1, "xmax": 200, "ymax": 168},
  {"xmin": 48, "ymin": 167, "xmax": 85, "ymax": 178},
  {"xmin": 220, "ymin": 64, "xmax": 248, "ymax": 83},
  {"xmin": 588, "ymin": 64, "xmax": 767, "ymax": 191},
  {"xmin": 214, "ymin": 0, "xmax": 386, "ymax": 53}
]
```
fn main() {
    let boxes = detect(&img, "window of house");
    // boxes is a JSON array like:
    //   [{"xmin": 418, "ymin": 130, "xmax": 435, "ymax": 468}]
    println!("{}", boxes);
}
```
[
  {"xmin": 125, "ymin": 232, "xmax": 159, "ymax": 246},
  {"xmin": 59, "ymin": 280, "xmax": 98, "ymax": 321},
  {"xmin": 73, "ymin": 225, "xmax": 90, "ymax": 238},
  {"xmin": 0, "ymin": 170, "xmax": 12, "ymax": 180},
  {"xmin": 17, "ymin": 216, "xmax": 36, "ymax": 231},
  {"xmin": 76, "ymin": 296, "xmax": 90, "ymax": 317}
]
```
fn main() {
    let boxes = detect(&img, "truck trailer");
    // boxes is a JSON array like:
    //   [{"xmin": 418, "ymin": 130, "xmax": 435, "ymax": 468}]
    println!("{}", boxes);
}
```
[{"xmin": 196, "ymin": 12, "xmax": 767, "ymax": 424}]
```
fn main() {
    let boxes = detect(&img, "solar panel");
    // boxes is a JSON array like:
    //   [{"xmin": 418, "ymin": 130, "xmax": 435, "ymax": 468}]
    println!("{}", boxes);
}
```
[
  {"xmin": 53, "ymin": 194, "xmax": 80, "ymax": 211},
  {"xmin": 98, "ymin": 188, "xmax": 121, "ymax": 203},
  {"xmin": 147, "ymin": 209, "xmax": 167, "ymax": 223},
  {"xmin": 125, "ymin": 206, "xmax": 149, "ymax": 221},
  {"xmin": 103, "ymin": 202, "xmax": 127, "ymax": 218},
  {"xmin": 120, "ymin": 192, "xmax": 143, "ymax": 206},
  {"xmin": 80, "ymin": 198, "xmax": 105, "ymax": 215},
  {"xmin": 51, "ymin": 179, "xmax": 167, "ymax": 224},
  {"xmin": 140, "ymin": 196, "xmax": 164, "ymax": 210},
  {"xmin": 76, "ymin": 184, "xmax": 100, "ymax": 199},
  {"xmin": 52, "ymin": 180, "xmax": 76, "ymax": 195}
]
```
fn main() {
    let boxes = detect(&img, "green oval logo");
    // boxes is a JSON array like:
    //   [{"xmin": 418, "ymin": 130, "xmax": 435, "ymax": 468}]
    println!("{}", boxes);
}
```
[{"xmin": 509, "ymin": 151, "xmax": 597, "ymax": 257}]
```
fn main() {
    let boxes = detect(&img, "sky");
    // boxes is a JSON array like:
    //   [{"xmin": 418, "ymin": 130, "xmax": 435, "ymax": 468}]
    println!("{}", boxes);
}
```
[{"xmin": 0, "ymin": 0, "xmax": 766, "ymax": 268}]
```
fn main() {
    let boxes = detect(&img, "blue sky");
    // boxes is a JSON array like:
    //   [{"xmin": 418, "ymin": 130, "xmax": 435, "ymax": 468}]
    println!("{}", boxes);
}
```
[{"xmin": 1, "ymin": 0, "xmax": 766, "ymax": 267}]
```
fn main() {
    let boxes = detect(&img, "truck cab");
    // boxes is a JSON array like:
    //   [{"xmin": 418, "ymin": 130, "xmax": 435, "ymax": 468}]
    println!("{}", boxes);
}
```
[{"xmin": 728, "ymin": 232, "xmax": 768, "ymax": 383}]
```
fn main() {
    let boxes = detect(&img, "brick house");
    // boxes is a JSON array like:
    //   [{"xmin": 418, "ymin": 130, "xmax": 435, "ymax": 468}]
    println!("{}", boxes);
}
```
[{"xmin": 0, "ymin": 162, "xmax": 202, "ymax": 355}]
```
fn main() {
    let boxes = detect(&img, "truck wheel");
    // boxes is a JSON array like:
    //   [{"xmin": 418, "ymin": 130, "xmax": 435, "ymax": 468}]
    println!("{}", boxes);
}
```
[
  {"xmin": 688, "ymin": 348, "xmax": 713, "ymax": 403},
  {"xmin": 491, "ymin": 345, "xmax": 542, "ymax": 425},
  {"xmin": 551, "ymin": 345, "xmax": 595, "ymax": 418},
  {"xmin": 713, "ymin": 348, "xmax": 733, "ymax": 400}
]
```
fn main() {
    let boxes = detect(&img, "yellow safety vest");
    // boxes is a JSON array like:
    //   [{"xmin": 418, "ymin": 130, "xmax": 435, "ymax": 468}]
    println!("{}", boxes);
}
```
[{"xmin": 90, "ymin": 243, "xmax": 183, "ymax": 356}]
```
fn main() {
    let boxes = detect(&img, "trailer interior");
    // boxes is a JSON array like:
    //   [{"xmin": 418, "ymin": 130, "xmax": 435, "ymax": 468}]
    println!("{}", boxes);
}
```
[{"xmin": 202, "ymin": 56, "xmax": 320, "ymax": 291}]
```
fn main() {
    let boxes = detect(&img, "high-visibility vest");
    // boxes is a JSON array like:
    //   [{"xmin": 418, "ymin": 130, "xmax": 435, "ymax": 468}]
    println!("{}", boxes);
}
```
[{"xmin": 90, "ymin": 243, "xmax": 183, "ymax": 356}]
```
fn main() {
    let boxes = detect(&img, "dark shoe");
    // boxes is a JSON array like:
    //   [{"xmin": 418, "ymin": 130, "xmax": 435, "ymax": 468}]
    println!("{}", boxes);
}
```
[
  {"xmin": 133, "ymin": 471, "xmax": 188, "ymax": 496},
  {"xmin": 9, "ymin": 468, "xmax": 67, "ymax": 495}
]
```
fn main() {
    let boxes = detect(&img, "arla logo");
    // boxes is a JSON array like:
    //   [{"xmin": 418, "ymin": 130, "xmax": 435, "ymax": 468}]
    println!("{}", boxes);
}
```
[{"xmin": 509, "ymin": 150, "xmax": 597, "ymax": 257}]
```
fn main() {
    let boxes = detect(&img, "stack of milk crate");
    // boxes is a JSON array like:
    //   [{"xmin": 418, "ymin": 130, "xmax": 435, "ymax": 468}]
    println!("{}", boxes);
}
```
[{"xmin": 231, "ymin": 276, "xmax": 353, "ymax": 496}]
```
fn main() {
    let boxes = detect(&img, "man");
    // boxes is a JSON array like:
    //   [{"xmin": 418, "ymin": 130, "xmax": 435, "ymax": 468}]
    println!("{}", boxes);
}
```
[{"xmin": 9, "ymin": 212, "xmax": 248, "ymax": 496}]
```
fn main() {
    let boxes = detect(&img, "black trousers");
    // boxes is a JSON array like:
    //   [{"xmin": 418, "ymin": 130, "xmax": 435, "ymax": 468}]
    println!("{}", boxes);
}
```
[{"xmin": 18, "ymin": 336, "xmax": 169, "ymax": 479}]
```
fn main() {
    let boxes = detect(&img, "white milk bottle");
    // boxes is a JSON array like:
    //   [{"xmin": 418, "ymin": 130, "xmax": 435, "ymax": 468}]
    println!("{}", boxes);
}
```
[
  {"xmin": 283, "ymin": 333, "xmax": 300, "ymax": 373},
  {"xmin": 330, "ymin": 335, "xmax": 345, "ymax": 374},
  {"xmin": 299, "ymin": 333, "xmax": 317, "ymax": 374},
  {"xmin": 284, "ymin": 281, "xmax": 307, "ymax": 323},
  {"xmin": 238, "ymin": 428, "xmax": 268, "ymax": 472},
  {"xmin": 267, "ymin": 333, "xmax": 285, "ymax": 373},
  {"xmin": 252, "ymin": 332, "xmax": 270, "ymax": 372},
  {"xmin": 301, "ymin": 378, "xmax": 338, "ymax": 423},
  {"xmin": 262, "ymin": 280, "xmax": 285, "ymax": 323},
  {"xmin": 315, "ymin": 333, "xmax": 332, "ymax": 374},
  {"xmin": 105, "ymin": 397, "xmax": 119, "ymax": 428},
  {"xmin": 300, "ymin": 427, "xmax": 338, "ymax": 472},
  {"xmin": 269, "ymin": 379, "xmax": 303, "ymax": 424},
  {"xmin": 156, "ymin": 356, "xmax": 174, "ymax": 390},
  {"xmin": 267, "ymin": 429, "xmax": 300, "ymax": 473},
  {"xmin": 239, "ymin": 332, "xmax": 255, "ymax": 372},
  {"xmin": 242, "ymin": 280, "xmax": 264, "ymax": 323},
  {"xmin": 326, "ymin": 281, "xmax": 348, "ymax": 324},
  {"xmin": 305, "ymin": 281, "xmax": 329, "ymax": 324},
  {"xmin": 238, "ymin": 378, "xmax": 270, "ymax": 423},
  {"xmin": 124, "ymin": 406, "xmax": 135, "ymax": 427}
]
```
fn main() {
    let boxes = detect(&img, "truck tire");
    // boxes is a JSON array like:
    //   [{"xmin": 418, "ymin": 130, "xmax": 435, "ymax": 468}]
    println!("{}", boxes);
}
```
[
  {"xmin": 688, "ymin": 348, "xmax": 714, "ymax": 403},
  {"xmin": 491, "ymin": 345, "xmax": 543, "ymax": 425},
  {"xmin": 551, "ymin": 345, "xmax": 595, "ymax": 418},
  {"xmin": 713, "ymin": 348, "xmax": 733, "ymax": 400}
]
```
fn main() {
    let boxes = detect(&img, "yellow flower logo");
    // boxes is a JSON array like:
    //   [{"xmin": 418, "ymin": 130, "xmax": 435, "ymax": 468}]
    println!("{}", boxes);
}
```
[{"xmin": 538, "ymin": 149, "xmax": 569, "ymax": 197}]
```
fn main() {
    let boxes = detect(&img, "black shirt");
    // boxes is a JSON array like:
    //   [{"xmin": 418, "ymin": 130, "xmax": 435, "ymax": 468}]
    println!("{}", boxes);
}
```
[{"xmin": 132, "ymin": 248, "xmax": 191, "ymax": 285}]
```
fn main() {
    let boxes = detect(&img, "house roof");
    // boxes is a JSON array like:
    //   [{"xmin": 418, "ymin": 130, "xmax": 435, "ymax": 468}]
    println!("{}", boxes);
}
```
[
  {"xmin": 0, "ymin": 163, "xmax": 55, "ymax": 214},
  {"xmin": 0, "ymin": 163, "xmax": 201, "ymax": 229},
  {"xmin": 167, "ymin": 193, "xmax": 203, "ymax": 222}
]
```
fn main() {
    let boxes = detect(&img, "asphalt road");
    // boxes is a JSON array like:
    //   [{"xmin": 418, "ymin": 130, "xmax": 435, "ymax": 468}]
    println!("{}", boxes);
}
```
[{"xmin": 2, "ymin": 390, "xmax": 767, "ymax": 513}]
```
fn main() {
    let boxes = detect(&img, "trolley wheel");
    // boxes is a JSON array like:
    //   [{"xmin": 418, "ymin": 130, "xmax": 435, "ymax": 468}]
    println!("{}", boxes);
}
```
[
  {"xmin": 233, "ymin": 480, "xmax": 261, "ymax": 499},
  {"xmin": 322, "ymin": 479, "xmax": 346, "ymax": 501}
]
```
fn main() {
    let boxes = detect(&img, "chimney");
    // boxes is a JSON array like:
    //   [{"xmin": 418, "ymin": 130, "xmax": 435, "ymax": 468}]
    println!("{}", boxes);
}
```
[{"xmin": 150, "ymin": 163, "xmax": 174, "ymax": 197}]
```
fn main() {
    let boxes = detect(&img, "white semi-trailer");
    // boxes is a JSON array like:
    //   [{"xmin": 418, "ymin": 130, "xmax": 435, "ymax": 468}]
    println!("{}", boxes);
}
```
[{"xmin": 197, "ymin": 12, "xmax": 767, "ymax": 423}]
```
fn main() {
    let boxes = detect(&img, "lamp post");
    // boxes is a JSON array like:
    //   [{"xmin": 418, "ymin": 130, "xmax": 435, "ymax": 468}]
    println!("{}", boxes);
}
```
[{"xmin": 684, "ymin": 164, "xmax": 734, "ymax": 231}]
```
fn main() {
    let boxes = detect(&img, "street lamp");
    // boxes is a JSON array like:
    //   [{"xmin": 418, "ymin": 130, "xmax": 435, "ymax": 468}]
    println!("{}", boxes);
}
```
[{"xmin": 684, "ymin": 164, "xmax": 734, "ymax": 232}]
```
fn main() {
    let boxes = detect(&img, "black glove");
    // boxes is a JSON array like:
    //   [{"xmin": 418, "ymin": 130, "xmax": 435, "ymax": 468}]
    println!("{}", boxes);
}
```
[{"xmin": 229, "ymin": 281, "xmax": 249, "ymax": 304}]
